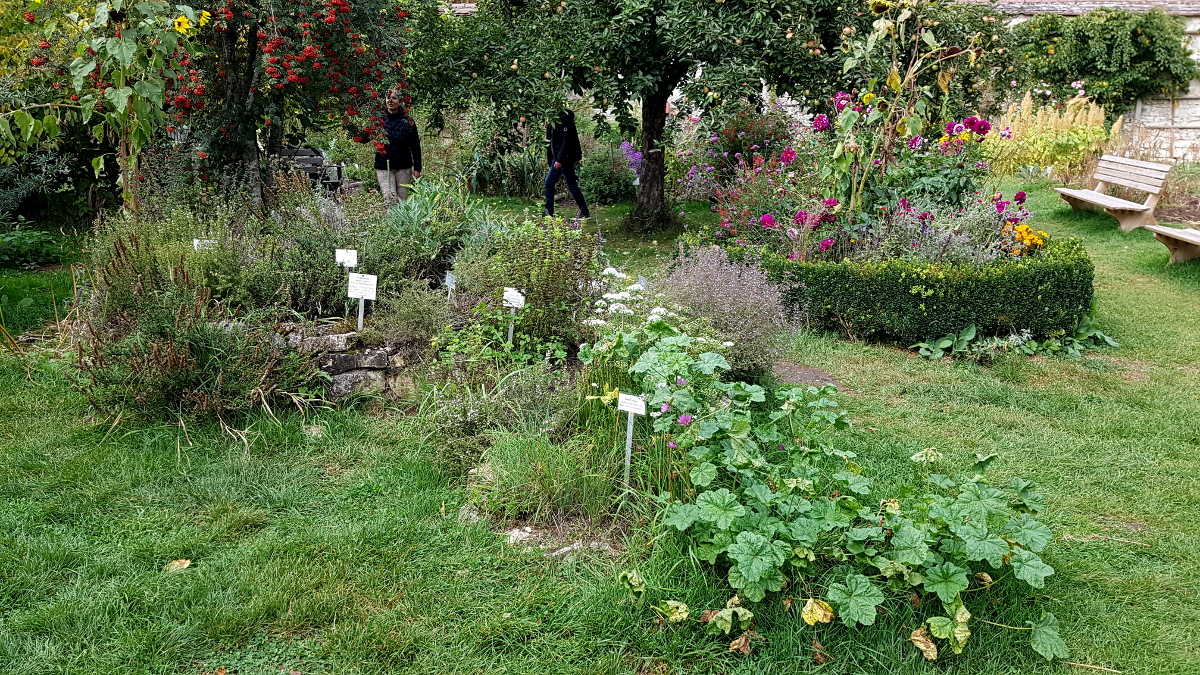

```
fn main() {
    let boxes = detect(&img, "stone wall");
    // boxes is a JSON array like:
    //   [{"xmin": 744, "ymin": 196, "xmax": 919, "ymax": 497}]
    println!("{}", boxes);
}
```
[{"xmin": 278, "ymin": 324, "xmax": 416, "ymax": 399}]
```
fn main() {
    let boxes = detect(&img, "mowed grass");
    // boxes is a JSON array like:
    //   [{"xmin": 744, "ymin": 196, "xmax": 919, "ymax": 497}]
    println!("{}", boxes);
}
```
[{"xmin": 1, "ymin": 181, "xmax": 1197, "ymax": 674}]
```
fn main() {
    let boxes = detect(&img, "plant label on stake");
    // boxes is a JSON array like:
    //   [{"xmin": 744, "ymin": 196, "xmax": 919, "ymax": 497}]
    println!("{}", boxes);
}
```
[
  {"xmin": 445, "ymin": 271, "xmax": 456, "ymax": 301},
  {"xmin": 335, "ymin": 249, "xmax": 358, "ymax": 267},
  {"xmin": 638, "ymin": 275, "xmax": 649, "ymax": 291},
  {"xmin": 617, "ymin": 393, "xmax": 647, "ymax": 489},
  {"xmin": 502, "ymin": 287, "xmax": 525, "ymax": 344},
  {"xmin": 347, "ymin": 273, "xmax": 377, "ymax": 331}
]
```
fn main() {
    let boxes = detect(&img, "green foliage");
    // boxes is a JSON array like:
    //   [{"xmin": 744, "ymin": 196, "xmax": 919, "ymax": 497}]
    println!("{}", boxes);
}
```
[
  {"xmin": 71, "ymin": 286, "xmax": 319, "ymax": 420},
  {"xmin": 585, "ymin": 316, "xmax": 1064, "ymax": 660},
  {"xmin": 479, "ymin": 432, "xmax": 618, "ymax": 521},
  {"xmin": 452, "ymin": 216, "xmax": 599, "ymax": 343},
  {"xmin": 1015, "ymin": 8, "xmax": 1198, "ymax": 116},
  {"xmin": 0, "ymin": 221, "xmax": 63, "ymax": 268},
  {"xmin": 912, "ymin": 307, "xmax": 1118, "ymax": 362},
  {"xmin": 762, "ymin": 238, "xmax": 1095, "ymax": 343},
  {"xmin": 576, "ymin": 152, "xmax": 636, "ymax": 205}
]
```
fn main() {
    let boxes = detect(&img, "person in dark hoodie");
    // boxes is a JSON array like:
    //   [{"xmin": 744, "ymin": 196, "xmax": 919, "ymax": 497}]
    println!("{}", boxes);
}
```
[
  {"xmin": 375, "ymin": 87, "xmax": 422, "ymax": 202},
  {"xmin": 544, "ymin": 108, "xmax": 591, "ymax": 220}
]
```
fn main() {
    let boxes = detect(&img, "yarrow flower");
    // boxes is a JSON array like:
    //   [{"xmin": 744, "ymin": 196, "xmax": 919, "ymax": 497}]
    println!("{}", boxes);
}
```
[{"xmin": 812, "ymin": 114, "xmax": 830, "ymax": 131}]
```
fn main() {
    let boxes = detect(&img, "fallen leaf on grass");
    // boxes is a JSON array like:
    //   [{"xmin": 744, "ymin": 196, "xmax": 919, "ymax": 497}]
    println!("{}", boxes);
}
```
[
  {"xmin": 911, "ymin": 591, "xmax": 922, "ymax": 607},
  {"xmin": 974, "ymin": 572, "xmax": 994, "ymax": 586},
  {"xmin": 812, "ymin": 639, "xmax": 830, "ymax": 664},
  {"xmin": 729, "ymin": 632, "xmax": 752, "ymax": 655},
  {"xmin": 725, "ymin": 595, "xmax": 742, "ymax": 608},
  {"xmin": 801, "ymin": 598, "xmax": 834, "ymax": 625},
  {"xmin": 698, "ymin": 609, "xmax": 719, "ymax": 623},
  {"xmin": 910, "ymin": 626, "xmax": 938, "ymax": 661},
  {"xmin": 164, "ymin": 559, "xmax": 191, "ymax": 572},
  {"xmin": 781, "ymin": 596, "xmax": 796, "ymax": 612}
]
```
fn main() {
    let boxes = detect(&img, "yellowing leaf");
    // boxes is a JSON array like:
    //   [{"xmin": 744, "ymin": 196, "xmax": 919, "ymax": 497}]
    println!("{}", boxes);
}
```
[
  {"xmin": 729, "ymin": 632, "xmax": 752, "ymax": 655},
  {"xmin": 937, "ymin": 70, "xmax": 953, "ymax": 94},
  {"xmin": 910, "ymin": 627, "xmax": 938, "ymax": 661},
  {"xmin": 164, "ymin": 559, "xmax": 191, "ymax": 572},
  {"xmin": 886, "ymin": 68, "xmax": 902, "ymax": 92},
  {"xmin": 801, "ymin": 598, "xmax": 835, "ymax": 625}
]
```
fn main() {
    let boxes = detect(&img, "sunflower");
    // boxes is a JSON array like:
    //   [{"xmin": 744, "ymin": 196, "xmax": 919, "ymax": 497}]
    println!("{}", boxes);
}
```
[
  {"xmin": 173, "ymin": 15, "xmax": 191, "ymax": 33},
  {"xmin": 199, "ymin": 10, "xmax": 211, "ymax": 26},
  {"xmin": 869, "ymin": 0, "xmax": 892, "ymax": 14}
]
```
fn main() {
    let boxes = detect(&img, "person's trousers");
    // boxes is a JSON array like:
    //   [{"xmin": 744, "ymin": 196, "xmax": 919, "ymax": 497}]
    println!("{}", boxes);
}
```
[
  {"xmin": 544, "ymin": 162, "xmax": 589, "ymax": 217},
  {"xmin": 377, "ymin": 168, "xmax": 412, "ymax": 201}
]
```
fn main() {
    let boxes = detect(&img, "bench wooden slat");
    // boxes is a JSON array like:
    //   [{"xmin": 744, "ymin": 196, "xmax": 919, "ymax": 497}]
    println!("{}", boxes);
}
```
[
  {"xmin": 1056, "ymin": 188, "xmax": 1149, "ymax": 211},
  {"xmin": 1099, "ymin": 154, "xmax": 1173, "ymax": 173},
  {"xmin": 1092, "ymin": 171, "xmax": 1165, "ymax": 195},
  {"xmin": 1145, "ymin": 224, "xmax": 1200, "ymax": 244},
  {"xmin": 1096, "ymin": 159, "xmax": 1170, "ymax": 181}
]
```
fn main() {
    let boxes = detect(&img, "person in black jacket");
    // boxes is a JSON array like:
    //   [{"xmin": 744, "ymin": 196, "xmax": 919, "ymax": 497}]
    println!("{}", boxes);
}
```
[
  {"xmin": 375, "ymin": 88, "xmax": 422, "ymax": 202},
  {"xmin": 544, "ymin": 108, "xmax": 590, "ymax": 219}
]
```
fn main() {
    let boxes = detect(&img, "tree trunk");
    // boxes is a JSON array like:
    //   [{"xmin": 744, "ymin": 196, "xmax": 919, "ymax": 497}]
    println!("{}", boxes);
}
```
[{"xmin": 629, "ymin": 80, "xmax": 674, "ymax": 231}]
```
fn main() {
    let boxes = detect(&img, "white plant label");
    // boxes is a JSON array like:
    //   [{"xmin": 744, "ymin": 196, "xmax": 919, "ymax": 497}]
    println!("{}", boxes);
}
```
[
  {"xmin": 617, "ymin": 393, "xmax": 646, "ymax": 416},
  {"xmin": 193, "ymin": 239, "xmax": 215, "ymax": 251},
  {"xmin": 502, "ymin": 287, "xmax": 526, "ymax": 308},
  {"xmin": 444, "ymin": 271, "xmax": 457, "ymax": 290},
  {"xmin": 335, "ymin": 249, "xmax": 358, "ymax": 267},
  {"xmin": 637, "ymin": 275, "xmax": 649, "ymax": 291},
  {"xmin": 347, "ymin": 273, "xmax": 377, "ymax": 300}
]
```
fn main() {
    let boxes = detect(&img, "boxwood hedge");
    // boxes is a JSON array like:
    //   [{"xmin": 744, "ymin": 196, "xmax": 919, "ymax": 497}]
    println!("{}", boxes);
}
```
[{"xmin": 758, "ymin": 239, "xmax": 1095, "ymax": 342}]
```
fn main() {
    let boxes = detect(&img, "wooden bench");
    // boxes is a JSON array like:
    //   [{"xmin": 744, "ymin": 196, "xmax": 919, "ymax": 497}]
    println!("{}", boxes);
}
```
[
  {"xmin": 276, "ymin": 147, "xmax": 343, "ymax": 191},
  {"xmin": 1055, "ymin": 155, "xmax": 1172, "ymax": 231},
  {"xmin": 1144, "ymin": 224, "xmax": 1200, "ymax": 264}
]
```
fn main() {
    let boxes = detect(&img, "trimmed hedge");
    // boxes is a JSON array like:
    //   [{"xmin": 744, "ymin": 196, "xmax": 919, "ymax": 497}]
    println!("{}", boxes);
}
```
[{"xmin": 759, "ymin": 239, "xmax": 1095, "ymax": 342}]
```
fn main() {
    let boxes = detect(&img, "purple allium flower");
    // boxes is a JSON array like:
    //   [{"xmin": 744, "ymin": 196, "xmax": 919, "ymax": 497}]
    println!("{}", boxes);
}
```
[
  {"xmin": 677, "ymin": 414, "xmax": 693, "ymax": 426},
  {"xmin": 812, "ymin": 114, "xmax": 830, "ymax": 131}
]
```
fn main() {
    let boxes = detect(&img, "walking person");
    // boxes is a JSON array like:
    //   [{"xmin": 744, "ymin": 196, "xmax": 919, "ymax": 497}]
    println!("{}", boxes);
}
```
[
  {"xmin": 375, "ymin": 88, "xmax": 422, "ymax": 202},
  {"xmin": 544, "ymin": 108, "xmax": 591, "ymax": 220}
]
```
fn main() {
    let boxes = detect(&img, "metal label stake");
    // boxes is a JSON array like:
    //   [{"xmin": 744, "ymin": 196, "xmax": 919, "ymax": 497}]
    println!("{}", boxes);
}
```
[
  {"xmin": 502, "ymin": 287, "xmax": 525, "ymax": 345},
  {"xmin": 347, "ymin": 273, "xmax": 377, "ymax": 332},
  {"xmin": 617, "ymin": 393, "xmax": 647, "ymax": 488}
]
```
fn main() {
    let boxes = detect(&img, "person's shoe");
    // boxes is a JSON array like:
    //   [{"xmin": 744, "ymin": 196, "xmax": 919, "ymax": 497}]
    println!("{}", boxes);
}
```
[{"xmin": 576, "ymin": 209, "xmax": 592, "ymax": 220}]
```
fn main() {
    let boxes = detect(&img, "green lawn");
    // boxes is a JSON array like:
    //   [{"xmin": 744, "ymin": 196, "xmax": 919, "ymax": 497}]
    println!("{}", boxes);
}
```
[{"xmin": 1, "ymin": 182, "xmax": 1198, "ymax": 674}]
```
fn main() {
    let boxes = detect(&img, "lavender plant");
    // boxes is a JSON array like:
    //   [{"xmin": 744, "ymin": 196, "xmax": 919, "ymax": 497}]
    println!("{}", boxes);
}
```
[{"xmin": 661, "ymin": 246, "xmax": 794, "ymax": 375}]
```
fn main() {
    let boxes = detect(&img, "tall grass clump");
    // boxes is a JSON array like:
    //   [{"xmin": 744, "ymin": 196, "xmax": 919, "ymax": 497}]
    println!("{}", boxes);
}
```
[{"xmin": 985, "ymin": 93, "xmax": 1120, "ymax": 182}]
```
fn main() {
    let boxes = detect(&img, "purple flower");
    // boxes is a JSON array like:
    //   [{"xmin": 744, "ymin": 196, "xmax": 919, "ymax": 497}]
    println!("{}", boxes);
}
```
[
  {"xmin": 677, "ymin": 414, "xmax": 693, "ymax": 426},
  {"xmin": 794, "ymin": 209, "xmax": 809, "ymax": 225},
  {"xmin": 780, "ymin": 146, "xmax": 797, "ymax": 165},
  {"xmin": 786, "ymin": 227, "xmax": 799, "ymax": 241},
  {"xmin": 788, "ymin": 251, "xmax": 798, "ymax": 260},
  {"xmin": 945, "ymin": 121, "xmax": 957, "ymax": 136},
  {"xmin": 974, "ymin": 120, "xmax": 991, "ymax": 136},
  {"xmin": 661, "ymin": 403, "xmax": 670, "ymax": 413},
  {"xmin": 908, "ymin": 135, "xmax": 924, "ymax": 150},
  {"xmin": 822, "ymin": 198, "xmax": 839, "ymax": 208},
  {"xmin": 963, "ymin": 116, "xmax": 979, "ymax": 131},
  {"xmin": 952, "ymin": 123, "xmax": 966, "ymax": 134},
  {"xmin": 819, "ymin": 238, "xmax": 834, "ymax": 252},
  {"xmin": 667, "ymin": 441, "xmax": 677, "ymax": 449},
  {"xmin": 1014, "ymin": 191, "xmax": 1027, "ymax": 204},
  {"xmin": 812, "ymin": 114, "xmax": 830, "ymax": 131},
  {"xmin": 676, "ymin": 376, "xmax": 688, "ymax": 386},
  {"xmin": 760, "ymin": 213, "xmax": 776, "ymax": 229}
]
